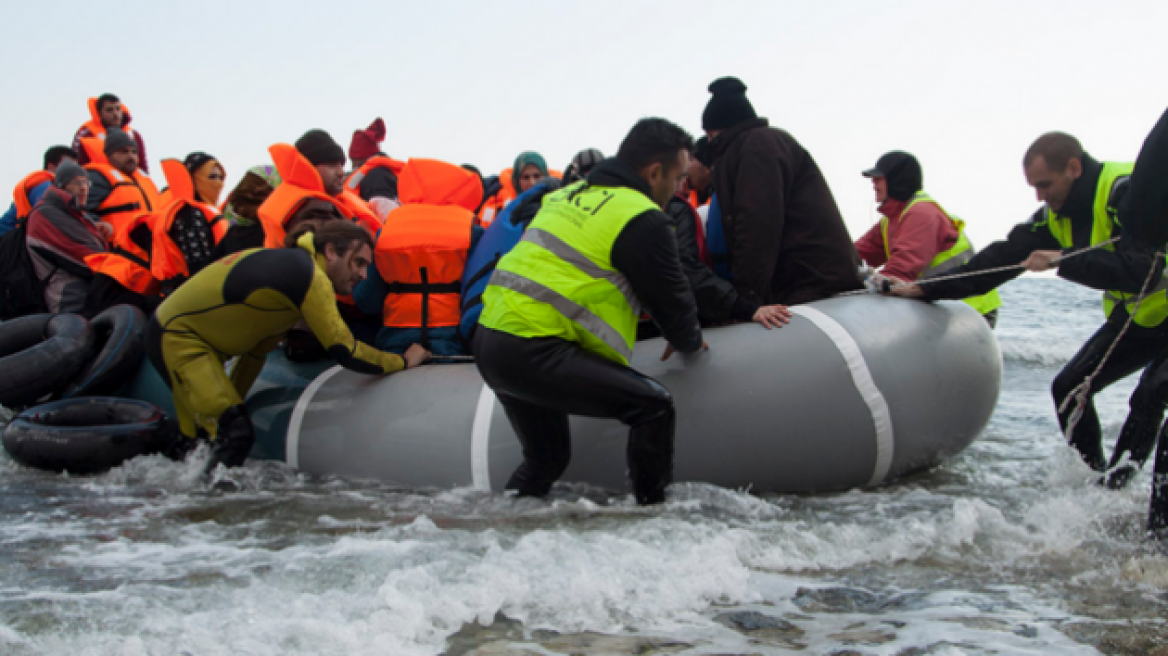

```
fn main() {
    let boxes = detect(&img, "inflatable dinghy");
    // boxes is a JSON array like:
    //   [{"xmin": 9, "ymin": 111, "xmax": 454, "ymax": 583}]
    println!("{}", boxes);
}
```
[{"xmin": 124, "ymin": 294, "xmax": 1002, "ymax": 493}]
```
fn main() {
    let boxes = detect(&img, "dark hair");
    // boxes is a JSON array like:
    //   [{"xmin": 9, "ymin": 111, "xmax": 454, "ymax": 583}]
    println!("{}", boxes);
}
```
[
  {"xmin": 1023, "ymin": 132, "xmax": 1084, "ymax": 172},
  {"xmin": 616, "ymin": 118, "xmax": 694, "ymax": 173},
  {"xmin": 43, "ymin": 145, "xmax": 77, "ymax": 170},
  {"xmin": 285, "ymin": 219, "xmax": 373, "ymax": 255},
  {"xmin": 96, "ymin": 93, "xmax": 120, "ymax": 112}
]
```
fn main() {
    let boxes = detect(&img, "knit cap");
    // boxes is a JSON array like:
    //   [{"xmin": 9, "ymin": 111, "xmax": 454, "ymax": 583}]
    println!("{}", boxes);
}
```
[
  {"xmin": 702, "ymin": 77, "xmax": 757, "ymax": 131},
  {"xmin": 103, "ymin": 128, "xmax": 137, "ymax": 155},
  {"xmin": 295, "ymin": 129, "xmax": 346, "ymax": 166}
]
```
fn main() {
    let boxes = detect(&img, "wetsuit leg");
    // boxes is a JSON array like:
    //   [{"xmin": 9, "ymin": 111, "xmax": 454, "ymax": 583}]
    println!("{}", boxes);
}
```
[
  {"xmin": 495, "ymin": 391, "xmax": 571, "ymax": 497},
  {"xmin": 475, "ymin": 327, "xmax": 676, "ymax": 504},
  {"xmin": 1106, "ymin": 346, "xmax": 1168, "ymax": 488},
  {"xmin": 1150, "ymin": 428, "xmax": 1168, "ymax": 534},
  {"xmin": 1052, "ymin": 317, "xmax": 1166, "ymax": 470}
]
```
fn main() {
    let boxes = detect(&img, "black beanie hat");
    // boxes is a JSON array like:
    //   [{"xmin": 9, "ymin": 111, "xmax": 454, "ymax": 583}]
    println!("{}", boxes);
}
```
[
  {"xmin": 702, "ymin": 77, "xmax": 757, "ymax": 131},
  {"xmin": 103, "ymin": 128, "xmax": 137, "ymax": 155},
  {"xmin": 862, "ymin": 151, "xmax": 922, "ymax": 202},
  {"xmin": 295, "ymin": 129, "xmax": 346, "ymax": 166}
]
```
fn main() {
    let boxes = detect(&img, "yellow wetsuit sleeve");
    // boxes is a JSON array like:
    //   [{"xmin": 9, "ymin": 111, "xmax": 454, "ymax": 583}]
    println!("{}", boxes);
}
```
[{"xmin": 300, "ymin": 267, "xmax": 406, "ymax": 375}]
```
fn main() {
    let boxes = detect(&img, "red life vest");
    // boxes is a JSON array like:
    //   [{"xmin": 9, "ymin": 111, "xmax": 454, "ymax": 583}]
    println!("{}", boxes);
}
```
[
  {"xmin": 374, "ymin": 159, "xmax": 481, "ymax": 329},
  {"xmin": 12, "ymin": 171, "xmax": 54, "ymax": 222},
  {"xmin": 84, "ymin": 212, "xmax": 159, "ymax": 296},
  {"xmin": 257, "ymin": 143, "xmax": 355, "ymax": 249},
  {"xmin": 84, "ymin": 163, "xmax": 161, "ymax": 232}
]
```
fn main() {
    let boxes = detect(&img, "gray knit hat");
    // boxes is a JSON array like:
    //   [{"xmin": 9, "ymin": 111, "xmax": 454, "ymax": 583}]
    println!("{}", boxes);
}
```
[
  {"xmin": 103, "ymin": 128, "xmax": 137, "ymax": 155},
  {"xmin": 54, "ymin": 162, "xmax": 87, "ymax": 188}
]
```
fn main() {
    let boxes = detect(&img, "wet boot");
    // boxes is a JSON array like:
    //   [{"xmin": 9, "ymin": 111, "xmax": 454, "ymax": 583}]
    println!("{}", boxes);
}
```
[
  {"xmin": 627, "ymin": 408, "xmax": 675, "ymax": 505},
  {"xmin": 1106, "ymin": 392, "xmax": 1168, "ymax": 489},
  {"xmin": 501, "ymin": 402, "xmax": 570, "ymax": 498},
  {"xmin": 1149, "ymin": 434, "xmax": 1168, "ymax": 537},
  {"xmin": 204, "ymin": 405, "xmax": 255, "ymax": 474}
]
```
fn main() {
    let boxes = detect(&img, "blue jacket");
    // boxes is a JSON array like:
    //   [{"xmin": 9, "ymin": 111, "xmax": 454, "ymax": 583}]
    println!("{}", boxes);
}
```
[{"xmin": 0, "ymin": 180, "xmax": 50, "ymax": 236}]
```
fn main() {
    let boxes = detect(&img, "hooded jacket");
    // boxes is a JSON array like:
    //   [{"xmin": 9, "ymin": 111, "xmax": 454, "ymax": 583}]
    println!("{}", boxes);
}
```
[
  {"xmin": 709, "ymin": 118, "xmax": 861, "ymax": 305},
  {"xmin": 25, "ymin": 186, "xmax": 107, "ymax": 313},
  {"xmin": 72, "ymin": 98, "xmax": 150, "ymax": 172}
]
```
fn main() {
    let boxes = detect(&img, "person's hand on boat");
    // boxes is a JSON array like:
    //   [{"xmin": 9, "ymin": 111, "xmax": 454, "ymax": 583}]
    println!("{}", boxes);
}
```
[
  {"xmin": 660, "ymin": 341, "xmax": 709, "ymax": 361},
  {"xmin": 752, "ymin": 304, "xmax": 791, "ymax": 330},
  {"xmin": 403, "ymin": 343, "xmax": 431, "ymax": 369},
  {"xmin": 1021, "ymin": 249, "xmax": 1062, "ymax": 272},
  {"xmin": 888, "ymin": 282, "xmax": 925, "ymax": 298}
]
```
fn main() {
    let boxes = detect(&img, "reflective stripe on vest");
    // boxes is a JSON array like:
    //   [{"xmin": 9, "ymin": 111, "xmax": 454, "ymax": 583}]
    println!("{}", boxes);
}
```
[
  {"xmin": 479, "ymin": 182, "xmax": 655, "ymax": 365},
  {"xmin": 879, "ymin": 192, "xmax": 1002, "ymax": 316},
  {"xmin": 1043, "ymin": 162, "xmax": 1168, "ymax": 327}
]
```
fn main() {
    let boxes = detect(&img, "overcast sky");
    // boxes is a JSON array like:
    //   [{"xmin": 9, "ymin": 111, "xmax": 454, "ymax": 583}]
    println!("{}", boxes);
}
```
[{"xmin": 3, "ymin": 0, "xmax": 1166, "ymax": 248}]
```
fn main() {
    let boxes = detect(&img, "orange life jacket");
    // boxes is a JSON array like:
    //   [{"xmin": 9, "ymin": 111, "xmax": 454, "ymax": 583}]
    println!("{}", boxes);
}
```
[
  {"xmin": 13, "ymin": 170, "xmax": 54, "ymax": 222},
  {"xmin": 84, "ymin": 212, "xmax": 159, "ymax": 297},
  {"xmin": 84, "ymin": 163, "xmax": 161, "ymax": 232},
  {"xmin": 345, "ymin": 156, "xmax": 406, "ymax": 195},
  {"xmin": 149, "ymin": 159, "xmax": 227, "ymax": 283},
  {"xmin": 338, "ymin": 189, "xmax": 381, "ymax": 236},
  {"xmin": 81, "ymin": 98, "xmax": 136, "ymax": 141},
  {"xmin": 477, "ymin": 167, "xmax": 562, "ymax": 227},
  {"xmin": 257, "ymin": 143, "xmax": 353, "ymax": 249},
  {"xmin": 374, "ymin": 158, "xmax": 481, "ymax": 329}
]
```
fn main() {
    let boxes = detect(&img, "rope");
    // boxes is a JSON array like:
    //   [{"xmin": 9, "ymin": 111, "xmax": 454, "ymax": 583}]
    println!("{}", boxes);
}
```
[
  {"xmin": 841, "ymin": 236, "xmax": 1122, "ymax": 297},
  {"xmin": 1058, "ymin": 246, "xmax": 1166, "ymax": 443},
  {"xmin": 849, "ymin": 234, "xmax": 1164, "ymax": 444}
]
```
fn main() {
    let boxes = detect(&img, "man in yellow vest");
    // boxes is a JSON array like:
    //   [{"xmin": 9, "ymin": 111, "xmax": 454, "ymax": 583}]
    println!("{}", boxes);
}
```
[
  {"xmin": 475, "ymin": 118, "xmax": 706, "ymax": 505},
  {"xmin": 855, "ymin": 151, "xmax": 1001, "ymax": 326},
  {"xmin": 893, "ymin": 133, "xmax": 1166, "ymax": 486}
]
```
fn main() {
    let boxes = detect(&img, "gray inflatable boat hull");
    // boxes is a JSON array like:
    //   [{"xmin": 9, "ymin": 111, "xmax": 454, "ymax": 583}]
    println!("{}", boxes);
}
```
[{"xmin": 261, "ymin": 295, "xmax": 1001, "ymax": 493}]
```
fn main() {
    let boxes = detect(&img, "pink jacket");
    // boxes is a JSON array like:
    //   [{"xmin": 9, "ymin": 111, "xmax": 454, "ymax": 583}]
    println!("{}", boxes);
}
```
[{"xmin": 855, "ymin": 197, "xmax": 959, "ymax": 281}]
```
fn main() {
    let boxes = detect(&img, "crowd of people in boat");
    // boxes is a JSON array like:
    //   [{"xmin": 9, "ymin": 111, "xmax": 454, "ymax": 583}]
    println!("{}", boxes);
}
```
[{"xmin": 1, "ymin": 77, "xmax": 1166, "ymax": 537}]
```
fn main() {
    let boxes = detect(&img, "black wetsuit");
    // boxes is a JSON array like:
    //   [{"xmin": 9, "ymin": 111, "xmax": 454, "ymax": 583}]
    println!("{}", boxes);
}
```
[
  {"xmin": 923, "ymin": 156, "xmax": 1166, "ymax": 476},
  {"xmin": 473, "ymin": 158, "xmax": 703, "ymax": 504}
]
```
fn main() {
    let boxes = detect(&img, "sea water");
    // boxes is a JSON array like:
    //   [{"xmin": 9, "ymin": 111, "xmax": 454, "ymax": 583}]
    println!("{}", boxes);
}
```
[{"xmin": 0, "ymin": 277, "xmax": 1165, "ymax": 656}]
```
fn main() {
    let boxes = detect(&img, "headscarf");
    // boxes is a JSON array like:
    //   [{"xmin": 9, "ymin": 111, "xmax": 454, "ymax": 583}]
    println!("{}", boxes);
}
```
[
  {"xmin": 223, "ymin": 165, "xmax": 281, "ymax": 227},
  {"xmin": 511, "ymin": 151, "xmax": 548, "ymax": 192},
  {"xmin": 184, "ymin": 153, "xmax": 226, "ymax": 206}
]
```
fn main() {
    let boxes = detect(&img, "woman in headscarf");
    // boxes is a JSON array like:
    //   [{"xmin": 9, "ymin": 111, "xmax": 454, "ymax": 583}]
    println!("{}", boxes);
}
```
[{"xmin": 215, "ymin": 164, "xmax": 281, "ymax": 257}]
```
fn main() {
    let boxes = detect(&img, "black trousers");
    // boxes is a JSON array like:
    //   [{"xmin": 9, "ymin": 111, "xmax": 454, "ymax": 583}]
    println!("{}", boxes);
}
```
[
  {"xmin": 473, "ymin": 327, "xmax": 676, "ymax": 504},
  {"xmin": 1052, "ymin": 311, "xmax": 1168, "ymax": 471}
]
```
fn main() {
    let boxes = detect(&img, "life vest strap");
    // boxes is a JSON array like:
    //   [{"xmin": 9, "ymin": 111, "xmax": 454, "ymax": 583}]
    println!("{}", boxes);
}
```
[
  {"xmin": 385, "ymin": 281, "xmax": 461, "ymax": 294},
  {"xmin": 111, "ymin": 245, "xmax": 150, "ymax": 269},
  {"xmin": 94, "ymin": 202, "xmax": 141, "ymax": 217}
]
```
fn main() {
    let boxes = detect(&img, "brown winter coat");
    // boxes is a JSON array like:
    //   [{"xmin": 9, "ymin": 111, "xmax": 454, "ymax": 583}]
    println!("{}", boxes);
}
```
[{"xmin": 709, "ymin": 118, "xmax": 861, "ymax": 306}]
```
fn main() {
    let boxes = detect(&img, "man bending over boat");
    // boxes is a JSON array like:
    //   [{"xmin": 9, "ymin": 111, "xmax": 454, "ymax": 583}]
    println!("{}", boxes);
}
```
[
  {"xmin": 475, "ymin": 117, "xmax": 706, "ymax": 505},
  {"xmin": 146, "ymin": 221, "xmax": 430, "ymax": 471}
]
